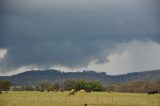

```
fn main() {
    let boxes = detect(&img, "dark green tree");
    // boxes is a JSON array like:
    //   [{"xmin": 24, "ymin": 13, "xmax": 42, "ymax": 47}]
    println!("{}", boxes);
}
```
[
  {"xmin": 0, "ymin": 80, "xmax": 12, "ymax": 91},
  {"xmin": 74, "ymin": 80, "xmax": 86, "ymax": 90},
  {"xmin": 89, "ymin": 81, "xmax": 105, "ymax": 91},
  {"xmin": 63, "ymin": 80, "xmax": 76, "ymax": 91},
  {"xmin": 38, "ymin": 80, "xmax": 52, "ymax": 90},
  {"xmin": 53, "ymin": 83, "xmax": 60, "ymax": 91},
  {"xmin": 24, "ymin": 85, "xmax": 35, "ymax": 91}
]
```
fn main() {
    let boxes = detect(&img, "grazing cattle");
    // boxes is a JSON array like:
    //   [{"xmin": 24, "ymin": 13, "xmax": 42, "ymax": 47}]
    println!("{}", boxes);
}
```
[
  {"xmin": 40, "ymin": 90, "xmax": 44, "ymax": 92},
  {"xmin": 86, "ymin": 90, "xmax": 91, "ymax": 93},
  {"xmin": 71, "ymin": 89, "xmax": 75, "ymax": 92},
  {"xmin": 0, "ymin": 91, "xmax": 2, "ymax": 94},
  {"xmin": 109, "ymin": 91, "xmax": 112, "ymax": 93},
  {"xmin": 80, "ymin": 89, "xmax": 85, "ymax": 93},
  {"xmin": 68, "ymin": 91, "xmax": 75, "ymax": 96},
  {"xmin": 60, "ymin": 90, "xmax": 64, "ymax": 92},
  {"xmin": 68, "ymin": 89, "xmax": 75, "ymax": 96},
  {"xmin": 148, "ymin": 91, "xmax": 158, "ymax": 95}
]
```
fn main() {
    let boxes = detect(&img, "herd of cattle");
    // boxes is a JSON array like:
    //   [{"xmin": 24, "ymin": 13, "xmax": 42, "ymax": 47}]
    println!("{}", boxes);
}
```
[
  {"xmin": 67, "ymin": 90, "xmax": 159, "ymax": 96},
  {"xmin": 39, "ymin": 89, "xmax": 91, "ymax": 96},
  {"xmin": 147, "ymin": 90, "xmax": 159, "ymax": 95},
  {"xmin": 68, "ymin": 89, "xmax": 91, "ymax": 96},
  {"xmin": 0, "ymin": 90, "xmax": 159, "ymax": 95}
]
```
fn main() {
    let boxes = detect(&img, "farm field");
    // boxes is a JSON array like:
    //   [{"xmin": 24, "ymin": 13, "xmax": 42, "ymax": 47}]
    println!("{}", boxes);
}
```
[{"xmin": 0, "ymin": 91, "xmax": 160, "ymax": 106}]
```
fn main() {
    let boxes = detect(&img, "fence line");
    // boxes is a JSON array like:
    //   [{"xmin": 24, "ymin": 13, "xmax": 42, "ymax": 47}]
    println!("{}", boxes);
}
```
[
  {"xmin": 0, "ymin": 95, "xmax": 159, "ymax": 106},
  {"xmin": 3, "ymin": 102, "xmax": 160, "ymax": 106}
]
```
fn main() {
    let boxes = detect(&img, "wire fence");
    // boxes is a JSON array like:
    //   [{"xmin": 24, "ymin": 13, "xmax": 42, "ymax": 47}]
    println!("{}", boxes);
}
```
[{"xmin": 0, "ymin": 95, "xmax": 159, "ymax": 106}]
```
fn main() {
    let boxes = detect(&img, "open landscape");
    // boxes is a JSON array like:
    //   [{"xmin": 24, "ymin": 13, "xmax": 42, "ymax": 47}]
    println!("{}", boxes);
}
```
[
  {"xmin": 0, "ymin": 70, "xmax": 160, "ymax": 106},
  {"xmin": 0, "ymin": 91, "xmax": 160, "ymax": 106},
  {"xmin": 1, "ymin": 0, "xmax": 160, "ymax": 106}
]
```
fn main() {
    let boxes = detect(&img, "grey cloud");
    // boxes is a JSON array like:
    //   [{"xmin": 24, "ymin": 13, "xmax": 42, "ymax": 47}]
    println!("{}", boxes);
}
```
[{"xmin": 0, "ymin": 0, "xmax": 160, "ymax": 73}]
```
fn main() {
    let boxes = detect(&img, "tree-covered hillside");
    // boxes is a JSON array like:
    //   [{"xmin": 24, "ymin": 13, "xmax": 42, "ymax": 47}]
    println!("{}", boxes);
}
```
[{"xmin": 0, "ymin": 70, "xmax": 160, "ymax": 85}]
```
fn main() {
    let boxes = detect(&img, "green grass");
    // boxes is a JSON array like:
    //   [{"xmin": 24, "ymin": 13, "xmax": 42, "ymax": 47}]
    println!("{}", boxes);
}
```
[{"xmin": 0, "ymin": 91, "xmax": 160, "ymax": 106}]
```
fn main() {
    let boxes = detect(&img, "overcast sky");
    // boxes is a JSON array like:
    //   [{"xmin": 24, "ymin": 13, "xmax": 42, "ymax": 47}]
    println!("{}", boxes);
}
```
[{"xmin": 0, "ymin": 0, "xmax": 160, "ymax": 76}]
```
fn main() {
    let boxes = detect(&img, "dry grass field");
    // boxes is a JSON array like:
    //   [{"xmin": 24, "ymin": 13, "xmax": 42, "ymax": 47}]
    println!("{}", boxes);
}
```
[{"xmin": 0, "ymin": 91, "xmax": 160, "ymax": 106}]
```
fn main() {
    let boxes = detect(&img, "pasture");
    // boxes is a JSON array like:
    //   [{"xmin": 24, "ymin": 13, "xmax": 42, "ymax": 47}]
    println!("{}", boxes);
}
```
[{"xmin": 0, "ymin": 91, "xmax": 160, "ymax": 106}]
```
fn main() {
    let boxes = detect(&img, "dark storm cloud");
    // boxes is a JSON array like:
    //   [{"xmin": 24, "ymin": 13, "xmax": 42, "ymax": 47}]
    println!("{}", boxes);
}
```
[{"xmin": 0, "ymin": 0, "xmax": 160, "ymax": 73}]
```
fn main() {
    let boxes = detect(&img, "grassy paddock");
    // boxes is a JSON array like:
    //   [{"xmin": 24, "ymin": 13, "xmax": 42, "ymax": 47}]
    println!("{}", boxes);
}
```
[{"xmin": 0, "ymin": 91, "xmax": 160, "ymax": 106}]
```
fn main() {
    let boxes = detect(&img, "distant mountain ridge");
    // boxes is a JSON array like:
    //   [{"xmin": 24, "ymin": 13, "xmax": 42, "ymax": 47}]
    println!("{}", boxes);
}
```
[{"xmin": 0, "ymin": 70, "xmax": 160, "ymax": 85}]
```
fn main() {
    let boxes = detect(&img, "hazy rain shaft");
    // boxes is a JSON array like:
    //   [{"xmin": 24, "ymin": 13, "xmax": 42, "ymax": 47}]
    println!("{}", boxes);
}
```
[{"xmin": 0, "ymin": 0, "xmax": 160, "ymax": 75}]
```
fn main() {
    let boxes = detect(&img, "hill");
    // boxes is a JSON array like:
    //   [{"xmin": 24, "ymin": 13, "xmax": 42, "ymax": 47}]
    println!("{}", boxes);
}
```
[{"xmin": 0, "ymin": 70, "xmax": 160, "ymax": 85}]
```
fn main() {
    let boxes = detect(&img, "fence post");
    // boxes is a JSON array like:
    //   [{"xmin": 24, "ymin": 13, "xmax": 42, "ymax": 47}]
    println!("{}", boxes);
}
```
[
  {"xmin": 11, "ymin": 96, "xmax": 12, "ymax": 101},
  {"xmin": 50, "ymin": 96, "xmax": 52, "ymax": 102},
  {"xmin": 148, "ymin": 95, "xmax": 150, "ymax": 105},
  {"xmin": 65, "ymin": 96, "xmax": 67, "ymax": 102},
  {"xmin": 81, "ymin": 96, "xmax": 82, "ymax": 101},
  {"xmin": 37, "ymin": 96, "xmax": 39, "ymax": 102},
  {"xmin": 25, "ymin": 96, "xmax": 27, "ymax": 101},
  {"xmin": 111, "ymin": 96, "xmax": 113, "ymax": 104},
  {"xmin": 97, "ymin": 96, "xmax": 98, "ymax": 103}
]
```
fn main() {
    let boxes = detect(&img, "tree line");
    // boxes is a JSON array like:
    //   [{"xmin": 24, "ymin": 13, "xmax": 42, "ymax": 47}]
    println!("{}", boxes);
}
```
[
  {"xmin": 106, "ymin": 81, "xmax": 160, "ymax": 93},
  {"xmin": 1, "ymin": 79, "xmax": 160, "ymax": 93},
  {"xmin": 11, "ymin": 80, "xmax": 105, "ymax": 91}
]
